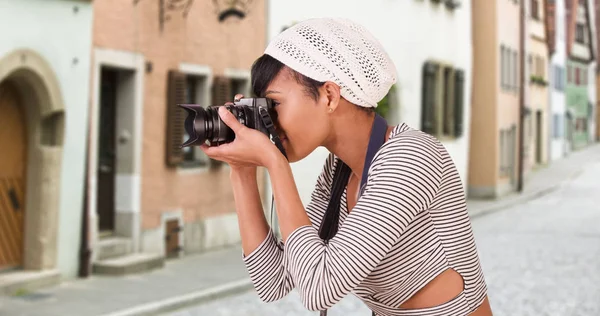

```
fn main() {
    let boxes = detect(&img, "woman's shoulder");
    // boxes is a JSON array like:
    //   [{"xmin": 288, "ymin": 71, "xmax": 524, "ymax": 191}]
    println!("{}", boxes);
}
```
[
  {"xmin": 382, "ymin": 123, "xmax": 443, "ymax": 155},
  {"xmin": 371, "ymin": 122, "xmax": 445, "ymax": 175}
]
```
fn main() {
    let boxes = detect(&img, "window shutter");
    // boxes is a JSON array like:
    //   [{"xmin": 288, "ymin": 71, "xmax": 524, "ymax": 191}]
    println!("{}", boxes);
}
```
[
  {"xmin": 454, "ymin": 69, "xmax": 465, "ymax": 138},
  {"xmin": 208, "ymin": 76, "xmax": 233, "ymax": 167},
  {"xmin": 166, "ymin": 70, "xmax": 187, "ymax": 167},
  {"xmin": 443, "ymin": 67, "xmax": 455, "ymax": 136},
  {"xmin": 421, "ymin": 62, "xmax": 438, "ymax": 135},
  {"xmin": 212, "ymin": 76, "xmax": 233, "ymax": 107}
]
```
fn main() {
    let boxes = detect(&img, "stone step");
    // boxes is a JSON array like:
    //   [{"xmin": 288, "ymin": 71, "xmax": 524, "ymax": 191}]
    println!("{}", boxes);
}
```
[
  {"xmin": 96, "ymin": 237, "xmax": 132, "ymax": 260},
  {"xmin": 92, "ymin": 253, "xmax": 164, "ymax": 276},
  {"xmin": 0, "ymin": 270, "xmax": 60, "ymax": 296}
]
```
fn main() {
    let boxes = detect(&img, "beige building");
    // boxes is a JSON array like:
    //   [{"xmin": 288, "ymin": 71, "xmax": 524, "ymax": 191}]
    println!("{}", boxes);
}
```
[
  {"xmin": 526, "ymin": 0, "xmax": 550, "ymax": 172},
  {"xmin": 0, "ymin": 0, "xmax": 94, "ymax": 288},
  {"xmin": 87, "ymin": 0, "xmax": 268, "ymax": 274},
  {"xmin": 469, "ymin": 0, "xmax": 522, "ymax": 198}
]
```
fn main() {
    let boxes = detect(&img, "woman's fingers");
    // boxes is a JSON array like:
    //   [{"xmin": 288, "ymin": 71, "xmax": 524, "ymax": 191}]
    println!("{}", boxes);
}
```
[
  {"xmin": 218, "ymin": 107, "xmax": 245, "ymax": 133},
  {"xmin": 200, "ymin": 143, "xmax": 228, "ymax": 160}
]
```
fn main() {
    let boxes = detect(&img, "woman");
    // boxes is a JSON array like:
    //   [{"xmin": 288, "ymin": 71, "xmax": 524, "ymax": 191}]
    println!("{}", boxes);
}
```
[{"xmin": 201, "ymin": 18, "xmax": 493, "ymax": 316}]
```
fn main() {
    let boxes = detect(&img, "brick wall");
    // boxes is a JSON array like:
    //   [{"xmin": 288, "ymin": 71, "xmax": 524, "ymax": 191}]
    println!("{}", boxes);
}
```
[{"xmin": 93, "ymin": 0, "xmax": 268, "ymax": 231}]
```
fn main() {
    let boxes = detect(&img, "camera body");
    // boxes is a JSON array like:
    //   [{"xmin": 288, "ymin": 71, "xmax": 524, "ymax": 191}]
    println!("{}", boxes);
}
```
[{"xmin": 180, "ymin": 97, "xmax": 276, "ymax": 147}]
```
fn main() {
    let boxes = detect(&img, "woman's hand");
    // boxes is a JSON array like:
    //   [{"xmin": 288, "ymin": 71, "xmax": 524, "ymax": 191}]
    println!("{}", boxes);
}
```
[{"xmin": 200, "ymin": 95, "xmax": 282, "ymax": 170}]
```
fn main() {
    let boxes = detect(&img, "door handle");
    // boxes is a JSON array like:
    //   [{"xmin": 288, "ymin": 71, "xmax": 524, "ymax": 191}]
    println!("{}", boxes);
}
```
[
  {"xmin": 99, "ymin": 164, "xmax": 112, "ymax": 173},
  {"xmin": 8, "ymin": 188, "xmax": 20, "ymax": 212}
]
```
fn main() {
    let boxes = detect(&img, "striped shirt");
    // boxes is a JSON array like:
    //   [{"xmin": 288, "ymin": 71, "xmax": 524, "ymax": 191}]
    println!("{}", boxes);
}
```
[{"xmin": 243, "ymin": 123, "xmax": 488, "ymax": 316}]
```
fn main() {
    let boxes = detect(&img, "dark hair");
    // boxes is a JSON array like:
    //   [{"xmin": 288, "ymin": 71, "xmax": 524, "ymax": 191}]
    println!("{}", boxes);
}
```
[{"xmin": 251, "ymin": 54, "xmax": 325, "ymax": 101}]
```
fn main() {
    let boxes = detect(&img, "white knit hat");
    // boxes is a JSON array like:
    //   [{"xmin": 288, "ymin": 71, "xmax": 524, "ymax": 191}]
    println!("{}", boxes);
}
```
[{"xmin": 265, "ymin": 18, "xmax": 397, "ymax": 108}]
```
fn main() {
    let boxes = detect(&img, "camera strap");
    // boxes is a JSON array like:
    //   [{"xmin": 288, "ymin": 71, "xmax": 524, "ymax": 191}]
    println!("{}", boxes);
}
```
[
  {"xmin": 318, "ymin": 113, "xmax": 387, "ymax": 316},
  {"xmin": 259, "ymin": 107, "xmax": 288, "ymax": 160},
  {"xmin": 259, "ymin": 107, "xmax": 290, "ymax": 240}
]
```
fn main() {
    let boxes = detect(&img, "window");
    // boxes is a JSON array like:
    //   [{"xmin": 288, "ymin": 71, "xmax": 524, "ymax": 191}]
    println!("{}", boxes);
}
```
[
  {"xmin": 231, "ymin": 78, "xmax": 250, "ymax": 97},
  {"xmin": 166, "ymin": 69, "xmax": 236, "ymax": 168},
  {"xmin": 553, "ymin": 114, "xmax": 563, "ymax": 138},
  {"xmin": 507, "ymin": 49, "xmax": 513, "ymax": 90},
  {"xmin": 442, "ymin": 67, "xmax": 455, "ymax": 135},
  {"xmin": 575, "ymin": 118, "xmax": 588, "ymax": 132},
  {"xmin": 501, "ymin": 45, "xmax": 507, "ymax": 89},
  {"xmin": 567, "ymin": 65, "xmax": 572, "ymax": 83},
  {"xmin": 523, "ymin": 116, "xmax": 533, "ymax": 155},
  {"xmin": 499, "ymin": 126, "xmax": 516, "ymax": 177},
  {"xmin": 512, "ymin": 51, "xmax": 518, "ymax": 91},
  {"xmin": 531, "ymin": 0, "xmax": 539, "ymax": 20},
  {"xmin": 530, "ymin": 55, "xmax": 545, "ymax": 79},
  {"xmin": 376, "ymin": 84, "xmax": 399, "ymax": 123},
  {"xmin": 553, "ymin": 65, "xmax": 565, "ymax": 91},
  {"xmin": 575, "ymin": 67, "xmax": 581, "ymax": 85},
  {"xmin": 421, "ymin": 61, "xmax": 465, "ymax": 139},
  {"xmin": 182, "ymin": 77, "xmax": 198, "ymax": 163},
  {"xmin": 576, "ymin": 23, "xmax": 586, "ymax": 43},
  {"xmin": 537, "ymin": 57, "xmax": 545, "ymax": 78},
  {"xmin": 501, "ymin": 46, "xmax": 518, "ymax": 91},
  {"xmin": 180, "ymin": 75, "xmax": 211, "ymax": 167}
]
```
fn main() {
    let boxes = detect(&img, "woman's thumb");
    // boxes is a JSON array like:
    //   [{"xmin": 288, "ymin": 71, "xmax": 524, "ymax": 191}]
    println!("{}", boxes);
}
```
[{"xmin": 218, "ymin": 106, "xmax": 243, "ymax": 133}]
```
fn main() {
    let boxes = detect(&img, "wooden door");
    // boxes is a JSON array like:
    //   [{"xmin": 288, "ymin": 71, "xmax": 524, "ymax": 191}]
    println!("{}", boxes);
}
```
[
  {"xmin": 165, "ymin": 219, "xmax": 181, "ymax": 258},
  {"xmin": 97, "ymin": 69, "xmax": 117, "ymax": 232},
  {"xmin": 0, "ymin": 82, "xmax": 27, "ymax": 270},
  {"xmin": 509, "ymin": 125, "xmax": 517, "ymax": 187}
]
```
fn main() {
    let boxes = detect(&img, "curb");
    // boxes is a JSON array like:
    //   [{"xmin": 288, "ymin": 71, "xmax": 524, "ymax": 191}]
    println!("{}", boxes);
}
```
[
  {"xmin": 102, "ymin": 278, "xmax": 254, "ymax": 316},
  {"xmin": 469, "ymin": 185, "xmax": 559, "ymax": 219}
]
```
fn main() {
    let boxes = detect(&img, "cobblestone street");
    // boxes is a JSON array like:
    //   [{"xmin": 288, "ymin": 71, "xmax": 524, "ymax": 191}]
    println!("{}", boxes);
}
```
[{"xmin": 165, "ymin": 160, "xmax": 600, "ymax": 316}]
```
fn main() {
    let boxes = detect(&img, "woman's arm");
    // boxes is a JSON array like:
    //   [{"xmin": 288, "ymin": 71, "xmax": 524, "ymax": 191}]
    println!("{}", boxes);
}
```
[
  {"xmin": 239, "ymin": 154, "xmax": 335, "ymax": 304},
  {"xmin": 229, "ymin": 167, "xmax": 269, "ymax": 256},
  {"xmin": 229, "ymin": 167, "xmax": 296, "ymax": 302}
]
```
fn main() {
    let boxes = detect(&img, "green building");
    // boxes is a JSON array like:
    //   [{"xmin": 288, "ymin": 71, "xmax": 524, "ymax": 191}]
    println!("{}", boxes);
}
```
[{"xmin": 565, "ymin": 0, "xmax": 594, "ymax": 150}]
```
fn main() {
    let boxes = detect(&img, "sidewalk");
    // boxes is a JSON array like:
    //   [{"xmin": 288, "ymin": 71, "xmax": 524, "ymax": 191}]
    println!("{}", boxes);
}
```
[
  {"xmin": 1, "ymin": 144, "xmax": 598, "ymax": 316},
  {"xmin": 467, "ymin": 143, "xmax": 600, "ymax": 219}
]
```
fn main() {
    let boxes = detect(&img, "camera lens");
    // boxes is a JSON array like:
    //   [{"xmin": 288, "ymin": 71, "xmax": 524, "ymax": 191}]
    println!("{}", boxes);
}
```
[{"xmin": 180, "ymin": 104, "xmax": 239, "ymax": 147}]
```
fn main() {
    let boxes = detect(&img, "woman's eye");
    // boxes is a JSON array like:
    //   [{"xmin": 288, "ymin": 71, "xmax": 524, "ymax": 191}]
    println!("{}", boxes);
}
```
[{"xmin": 272, "ymin": 101, "xmax": 280, "ymax": 107}]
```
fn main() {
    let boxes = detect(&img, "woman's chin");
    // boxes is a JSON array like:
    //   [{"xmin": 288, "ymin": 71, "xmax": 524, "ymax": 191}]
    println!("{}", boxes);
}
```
[{"xmin": 281, "ymin": 143, "xmax": 298, "ymax": 162}]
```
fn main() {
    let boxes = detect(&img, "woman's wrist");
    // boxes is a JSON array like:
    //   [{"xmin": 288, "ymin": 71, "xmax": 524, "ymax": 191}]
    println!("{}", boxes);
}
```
[
  {"xmin": 265, "ymin": 148, "xmax": 288, "ymax": 171},
  {"xmin": 230, "ymin": 165, "xmax": 257, "ymax": 181}
]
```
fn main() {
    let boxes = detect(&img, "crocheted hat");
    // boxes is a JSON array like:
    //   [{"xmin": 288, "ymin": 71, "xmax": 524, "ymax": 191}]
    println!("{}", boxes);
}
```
[{"xmin": 265, "ymin": 18, "xmax": 397, "ymax": 108}]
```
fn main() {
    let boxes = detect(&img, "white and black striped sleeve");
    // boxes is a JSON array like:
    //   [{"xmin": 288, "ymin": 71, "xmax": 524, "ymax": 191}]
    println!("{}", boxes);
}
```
[
  {"xmin": 241, "ymin": 155, "xmax": 334, "ymax": 303},
  {"xmin": 283, "ymin": 134, "xmax": 443, "ymax": 311},
  {"xmin": 241, "ymin": 229, "xmax": 295, "ymax": 302}
]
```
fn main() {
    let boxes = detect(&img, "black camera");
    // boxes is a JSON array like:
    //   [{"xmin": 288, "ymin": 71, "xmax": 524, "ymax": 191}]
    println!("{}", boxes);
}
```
[{"xmin": 179, "ymin": 97, "xmax": 280, "ymax": 149}]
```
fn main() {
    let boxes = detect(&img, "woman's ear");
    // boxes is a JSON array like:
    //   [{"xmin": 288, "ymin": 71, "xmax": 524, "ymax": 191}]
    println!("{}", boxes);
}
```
[{"xmin": 322, "ymin": 81, "xmax": 341, "ymax": 113}]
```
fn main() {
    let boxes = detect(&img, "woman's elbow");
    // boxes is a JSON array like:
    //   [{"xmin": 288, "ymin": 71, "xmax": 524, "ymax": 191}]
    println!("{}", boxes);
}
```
[
  {"xmin": 300, "ymin": 290, "xmax": 339, "ymax": 312},
  {"xmin": 255, "ymin": 284, "xmax": 291, "ymax": 303}
]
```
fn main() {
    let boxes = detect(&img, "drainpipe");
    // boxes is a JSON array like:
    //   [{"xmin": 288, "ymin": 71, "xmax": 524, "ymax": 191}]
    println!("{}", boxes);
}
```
[
  {"xmin": 78, "ymin": 118, "xmax": 92, "ymax": 278},
  {"xmin": 517, "ymin": 0, "xmax": 526, "ymax": 193}
]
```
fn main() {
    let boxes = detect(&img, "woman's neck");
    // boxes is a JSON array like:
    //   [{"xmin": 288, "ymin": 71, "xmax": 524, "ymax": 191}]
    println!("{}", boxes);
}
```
[{"xmin": 323, "ymin": 107, "xmax": 376, "ymax": 179}]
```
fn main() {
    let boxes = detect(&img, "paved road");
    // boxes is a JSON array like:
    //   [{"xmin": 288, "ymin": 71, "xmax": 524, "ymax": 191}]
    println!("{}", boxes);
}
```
[{"xmin": 164, "ymin": 160, "xmax": 600, "ymax": 316}]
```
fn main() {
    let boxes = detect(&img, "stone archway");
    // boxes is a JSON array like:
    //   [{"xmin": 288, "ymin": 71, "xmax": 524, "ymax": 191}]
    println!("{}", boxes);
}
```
[{"xmin": 0, "ymin": 49, "xmax": 65, "ymax": 271}]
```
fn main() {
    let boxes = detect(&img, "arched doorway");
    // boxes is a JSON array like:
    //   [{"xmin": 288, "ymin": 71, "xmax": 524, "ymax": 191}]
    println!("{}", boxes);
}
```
[
  {"xmin": 0, "ymin": 49, "xmax": 65, "ymax": 272},
  {"xmin": 0, "ymin": 82, "xmax": 27, "ymax": 270}
]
